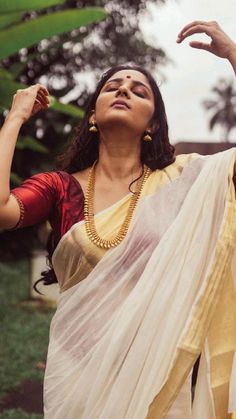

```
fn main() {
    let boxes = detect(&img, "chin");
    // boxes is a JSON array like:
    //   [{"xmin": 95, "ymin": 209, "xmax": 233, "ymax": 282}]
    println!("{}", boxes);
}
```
[{"xmin": 98, "ymin": 114, "xmax": 134, "ymax": 130}]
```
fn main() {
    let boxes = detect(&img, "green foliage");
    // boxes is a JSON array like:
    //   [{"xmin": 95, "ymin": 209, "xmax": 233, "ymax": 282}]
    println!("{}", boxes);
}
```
[
  {"xmin": 0, "ymin": 409, "xmax": 42, "ymax": 419},
  {"xmin": 0, "ymin": 8, "xmax": 107, "ymax": 60},
  {"xmin": 0, "ymin": 259, "xmax": 54, "ymax": 405},
  {"xmin": 0, "ymin": 0, "xmax": 168, "ymax": 259},
  {"xmin": 0, "ymin": 1, "xmax": 102, "ymax": 185},
  {"xmin": 16, "ymin": 136, "xmax": 49, "ymax": 153},
  {"xmin": 49, "ymin": 96, "xmax": 84, "ymax": 118},
  {"xmin": 0, "ymin": 0, "xmax": 65, "ymax": 13},
  {"xmin": 10, "ymin": 171, "xmax": 23, "ymax": 185},
  {"xmin": 0, "ymin": 13, "xmax": 23, "ymax": 29},
  {"xmin": 0, "ymin": 69, "xmax": 84, "ymax": 117},
  {"xmin": 0, "ymin": 74, "xmax": 25, "ymax": 106}
]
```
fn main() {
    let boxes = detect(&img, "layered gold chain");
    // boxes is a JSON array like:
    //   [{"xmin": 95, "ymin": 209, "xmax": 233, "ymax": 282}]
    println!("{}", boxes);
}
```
[{"xmin": 84, "ymin": 162, "xmax": 151, "ymax": 249}]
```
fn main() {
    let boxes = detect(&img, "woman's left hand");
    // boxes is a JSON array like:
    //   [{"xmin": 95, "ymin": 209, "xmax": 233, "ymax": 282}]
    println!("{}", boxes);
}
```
[{"xmin": 177, "ymin": 20, "xmax": 236, "ymax": 60}]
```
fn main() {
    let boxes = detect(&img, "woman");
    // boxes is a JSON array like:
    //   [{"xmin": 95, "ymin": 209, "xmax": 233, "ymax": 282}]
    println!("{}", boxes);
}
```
[{"xmin": 0, "ymin": 21, "xmax": 236, "ymax": 418}]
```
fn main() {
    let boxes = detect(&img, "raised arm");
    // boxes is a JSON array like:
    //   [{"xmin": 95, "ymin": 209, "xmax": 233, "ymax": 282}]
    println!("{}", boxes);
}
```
[
  {"xmin": 0, "ymin": 84, "xmax": 49, "ymax": 229},
  {"xmin": 176, "ymin": 20, "xmax": 236, "ymax": 74},
  {"xmin": 177, "ymin": 20, "xmax": 236, "ymax": 182}
]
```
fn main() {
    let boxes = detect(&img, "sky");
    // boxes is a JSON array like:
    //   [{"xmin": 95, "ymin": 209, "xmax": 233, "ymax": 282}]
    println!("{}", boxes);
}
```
[{"xmin": 140, "ymin": 0, "xmax": 236, "ymax": 144}]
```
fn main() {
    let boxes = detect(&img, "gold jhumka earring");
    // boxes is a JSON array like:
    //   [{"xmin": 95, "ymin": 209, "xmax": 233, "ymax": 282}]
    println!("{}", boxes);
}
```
[
  {"xmin": 143, "ymin": 129, "xmax": 152, "ymax": 142},
  {"xmin": 89, "ymin": 121, "xmax": 98, "ymax": 132}
]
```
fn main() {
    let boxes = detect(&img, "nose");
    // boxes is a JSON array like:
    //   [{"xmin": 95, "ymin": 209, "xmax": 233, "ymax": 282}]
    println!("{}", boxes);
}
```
[{"xmin": 115, "ymin": 84, "xmax": 130, "ymax": 98}]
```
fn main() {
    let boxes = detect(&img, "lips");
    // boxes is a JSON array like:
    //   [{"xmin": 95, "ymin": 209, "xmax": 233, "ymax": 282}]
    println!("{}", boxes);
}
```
[{"xmin": 111, "ymin": 100, "xmax": 130, "ymax": 109}]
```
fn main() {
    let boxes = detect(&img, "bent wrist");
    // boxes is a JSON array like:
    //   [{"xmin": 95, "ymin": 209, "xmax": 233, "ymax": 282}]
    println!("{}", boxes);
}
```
[
  {"xmin": 5, "ymin": 111, "xmax": 25, "ymax": 125},
  {"xmin": 227, "ymin": 44, "xmax": 236, "ymax": 73}
]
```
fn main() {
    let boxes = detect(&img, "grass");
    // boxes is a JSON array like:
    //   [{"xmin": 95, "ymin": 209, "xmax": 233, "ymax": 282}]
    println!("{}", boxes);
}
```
[
  {"xmin": 0, "ymin": 409, "xmax": 42, "ymax": 419},
  {"xmin": 0, "ymin": 259, "xmax": 55, "ymax": 417}
]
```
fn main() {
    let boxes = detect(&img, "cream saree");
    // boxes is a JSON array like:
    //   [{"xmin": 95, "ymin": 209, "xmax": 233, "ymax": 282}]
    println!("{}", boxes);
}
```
[{"xmin": 44, "ymin": 149, "xmax": 236, "ymax": 419}]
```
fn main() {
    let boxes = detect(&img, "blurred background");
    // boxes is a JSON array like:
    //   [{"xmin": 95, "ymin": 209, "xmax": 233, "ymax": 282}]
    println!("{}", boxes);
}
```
[{"xmin": 0, "ymin": 0, "xmax": 235, "ymax": 417}]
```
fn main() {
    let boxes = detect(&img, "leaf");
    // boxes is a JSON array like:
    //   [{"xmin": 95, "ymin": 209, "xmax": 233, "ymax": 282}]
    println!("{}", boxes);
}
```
[
  {"xmin": 0, "ymin": 68, "xmax": 15, "ymax": 80},
  {"xmin": 0, "ymin": 76, "xmax": 84, "ymax": 118},
  {"xmin": 0, "ymin": 77, "xmax": 25, "ymax": 108},
  {"xmin": 8, "ymin": 52, "xmax": 39, "ymax": 78},
  {"xmin": 8, "ymin": 62, "xmax": 28, "ymax": 78},
  {"xmin": 10, "ymin": 171, "xmax": 23, "ymax": 185},
  {"xmin": 0, "ymin": 0, "xmax": 65, "ymax": 13},
  {"xmin": 16, "ymin": 135, "xmax": 49, "ymax": 153},
  {"xmin": 0, "ymin": 13, "xmax": 23, "ymax": 29},
  {"xmin": 50, "ymin": 97, "xmax": 84, "ymax": 118},
  {"xmin": 0, "ymin": 8, "xmax": 107, "ymax": 60},
  {"xmin": 209, "ymin": 111, "xmax": 224, "ymax": 130},
  {"xmin": 202, "ymin": 99, "xmax": 218, "ymax": 111}
]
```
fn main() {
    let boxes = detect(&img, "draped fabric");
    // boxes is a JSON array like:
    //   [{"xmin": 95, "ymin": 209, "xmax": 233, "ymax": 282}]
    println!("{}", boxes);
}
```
[{"xmin": 43, "ymin": 149, "xmax": 236, "ymax": 418}]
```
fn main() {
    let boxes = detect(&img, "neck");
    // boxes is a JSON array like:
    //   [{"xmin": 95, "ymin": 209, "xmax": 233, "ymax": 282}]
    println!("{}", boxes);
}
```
[{"xmin": 96, "ymin": 129, "xmax": 142, "ymax": 181}]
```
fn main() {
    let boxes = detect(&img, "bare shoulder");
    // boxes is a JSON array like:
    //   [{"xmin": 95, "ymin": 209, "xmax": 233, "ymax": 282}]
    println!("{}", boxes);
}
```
[
  {"xmin": 71, "ymin": 167, "xmax": 90, "ymax": 195},
  {"xmin": 71, "ymin": 167, "xmax": 90, "ymax": 182}
]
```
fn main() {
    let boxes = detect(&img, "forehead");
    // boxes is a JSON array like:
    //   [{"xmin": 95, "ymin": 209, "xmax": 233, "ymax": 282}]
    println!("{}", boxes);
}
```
[{"xmin": 106, "ymin": 69, "xmax": 150, "ymax": 86}]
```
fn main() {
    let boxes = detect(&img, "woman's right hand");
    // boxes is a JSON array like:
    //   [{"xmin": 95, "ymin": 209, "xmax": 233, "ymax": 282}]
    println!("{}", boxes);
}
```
[{"xmin": 9, "ymin": 84, "xmax": 50, "ymax": 123}]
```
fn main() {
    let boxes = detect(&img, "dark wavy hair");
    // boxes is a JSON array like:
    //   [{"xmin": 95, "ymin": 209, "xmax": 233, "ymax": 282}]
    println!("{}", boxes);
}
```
[
  {"xmin": 56, "ymin": 63, "xmax": 175, "ymax": 172},
  {"xmin": 34, "ymin": 64, "xmax": 175, "ymax": 293}
]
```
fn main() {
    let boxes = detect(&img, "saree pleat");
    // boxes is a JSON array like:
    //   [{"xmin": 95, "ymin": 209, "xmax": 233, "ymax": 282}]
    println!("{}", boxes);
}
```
[
  {"xmin": 192, "ymin": 344, "xmax": 216, "ymax": 418},
  {"xmin": 44, "ymin": 149, "xmax": 236, "ymax": 419}
]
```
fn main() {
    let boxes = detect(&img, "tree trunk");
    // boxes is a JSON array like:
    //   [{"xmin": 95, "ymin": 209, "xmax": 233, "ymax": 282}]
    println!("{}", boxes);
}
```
[{"xmin": 222, "ymin": 125, "xmax": 230, "ymax": 142}]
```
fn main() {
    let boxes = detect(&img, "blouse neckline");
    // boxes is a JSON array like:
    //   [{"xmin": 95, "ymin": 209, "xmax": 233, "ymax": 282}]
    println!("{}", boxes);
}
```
[{"xmin": 58, "ymin": 170, "xmax": 132, "ymax": 216}]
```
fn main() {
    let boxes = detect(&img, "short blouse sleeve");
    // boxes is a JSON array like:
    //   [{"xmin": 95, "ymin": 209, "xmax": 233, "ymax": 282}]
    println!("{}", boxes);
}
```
[{"xmin": 10, "ymin": 171, "xmax": 59, "ymax": 230}]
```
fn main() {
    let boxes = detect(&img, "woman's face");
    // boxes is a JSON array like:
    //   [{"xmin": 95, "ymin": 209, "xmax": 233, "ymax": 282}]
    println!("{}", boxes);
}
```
[{"xmin": 93, "ymin": 69, "xmax": 155, "ymax": 136}]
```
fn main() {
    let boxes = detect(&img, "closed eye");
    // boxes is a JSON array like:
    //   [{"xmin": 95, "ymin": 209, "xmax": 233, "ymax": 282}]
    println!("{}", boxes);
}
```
[
  {"xmin": 134, "ymin": 91, "xmax": 145, "ymax": 98},
  {"xmin": 105, "ymin": 87, "xmax": 118, "ymax": 92},
  {"xmin": 104, "ymin": 85, "xmax": 147, "ymax": 98}
]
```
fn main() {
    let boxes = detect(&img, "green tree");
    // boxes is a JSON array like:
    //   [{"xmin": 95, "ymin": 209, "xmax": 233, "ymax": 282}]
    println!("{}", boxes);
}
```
[
  {"xmin": 0, "ymin": 0, "xmax": 106, "ymax": 258},
  {"xmin": 1, "ymin": 0, "xmax": 168, "ymax": 184},
  {"xmin": 0, "ymin": 0, "xmax": 107, "ymax": 183},
  {"xmin": 203, "ymin": 78, "xmax": 236, "ymax": 142},
  {"xmin": 1, "ymin": 0, "xmax": 169, "ymax": 259},
  {"xmin": 12, "ymin": 0, "xmax": 168, "ymax": 106}
]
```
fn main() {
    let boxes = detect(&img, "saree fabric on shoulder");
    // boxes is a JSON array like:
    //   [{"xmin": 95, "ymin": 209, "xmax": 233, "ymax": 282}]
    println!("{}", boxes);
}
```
[{"xmin": 44, "ymin": 149, "xmax": 236, "ymax": 419}]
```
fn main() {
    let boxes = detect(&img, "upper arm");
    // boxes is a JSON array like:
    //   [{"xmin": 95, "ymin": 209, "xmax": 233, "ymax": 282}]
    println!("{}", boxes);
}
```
[
  {"xmin": 0, "ymin": 194, "xmax": 21, "ymax": 230},
  {"xmin": 0, "ymin": 172, "xmax": 58, "ymax": 231}
]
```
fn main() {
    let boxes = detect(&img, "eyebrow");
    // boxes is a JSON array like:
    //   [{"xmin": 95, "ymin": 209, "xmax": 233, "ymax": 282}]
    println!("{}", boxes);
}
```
[{"xmin": 105, "ymin": 77, "xmax": 151, "ymax": 93}]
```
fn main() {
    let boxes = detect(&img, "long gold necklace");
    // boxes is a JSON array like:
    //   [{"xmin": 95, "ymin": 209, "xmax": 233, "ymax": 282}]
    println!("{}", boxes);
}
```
[{"xmin": 84, "ymin": 162, "xmax": 151, "ymax": 249}]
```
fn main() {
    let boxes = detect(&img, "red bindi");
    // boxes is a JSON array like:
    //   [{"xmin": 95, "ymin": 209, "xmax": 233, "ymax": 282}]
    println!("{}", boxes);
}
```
[{"xmin": 126, "ymin": 75, "xmax": 131, "ymax": 79}]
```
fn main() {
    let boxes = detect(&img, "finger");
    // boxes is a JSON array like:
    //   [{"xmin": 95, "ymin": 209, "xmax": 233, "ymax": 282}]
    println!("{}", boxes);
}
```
[
  {"xmin": 177, "ymin": 25, "xmax": 211, "ymax": 43},
  {"xmin": 177, "ymin": 23, "xmax": 213, "ymax": 43},
  {"xmin": 188, "ymin": 41, "xmax": 212, "ymax": 52},
  {"xmin": 32, "ymin": 101, "xmax": 45, "ymax": 115},
  {"xmin": 31, "ymin": 84, "xmax": 49, "ymax": 96},
  {"xmin": 32, "ymin": 106, "xmax": 41, "ymax": 116},
  {"xmin": 177, "ymin": 20, "xmax": 211, "ymax": 39},
  {"xmin": 36, "ymin": 90, "xmax": 50, "ymax": 105},
  {"xmin": 35, "ymin": 96, "xmax": 49, "ymax": 109},
  {"xmin": 38, "ymin": 86, "xmax": 49, "ymax": 96},
  {"xmin": 32, "ymin": 89, "xmax": 49, "ymax": 107},
  {"xmin": 35, "ymin": 98, "xmax": 44, "ymax": 106}
]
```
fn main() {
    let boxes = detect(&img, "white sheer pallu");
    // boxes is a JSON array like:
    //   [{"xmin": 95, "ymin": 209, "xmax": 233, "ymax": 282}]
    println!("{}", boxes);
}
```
[{"xmin": 44, "ymin": 149, "xmax": 236, "ymax": 419}]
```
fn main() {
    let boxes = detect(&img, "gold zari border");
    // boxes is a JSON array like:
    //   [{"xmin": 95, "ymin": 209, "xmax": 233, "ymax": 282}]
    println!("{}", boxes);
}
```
[{"xmin": 147, "ymin": 160, "xmax": 236, "ymax": 418}]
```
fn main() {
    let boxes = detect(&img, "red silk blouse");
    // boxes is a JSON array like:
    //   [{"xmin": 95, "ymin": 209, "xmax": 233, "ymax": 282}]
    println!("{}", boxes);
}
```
[{"xmin": 10, "ymin": 171, "xmax": 85, "ymax": 249}]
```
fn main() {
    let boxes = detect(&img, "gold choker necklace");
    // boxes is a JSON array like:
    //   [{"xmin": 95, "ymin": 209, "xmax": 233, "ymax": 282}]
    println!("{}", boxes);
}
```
[{"xmin": 84, "ymin": 162, "xmax": 151, "ymax": 249}]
